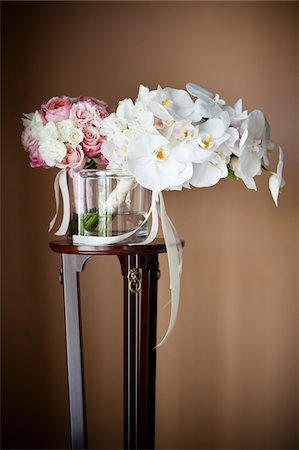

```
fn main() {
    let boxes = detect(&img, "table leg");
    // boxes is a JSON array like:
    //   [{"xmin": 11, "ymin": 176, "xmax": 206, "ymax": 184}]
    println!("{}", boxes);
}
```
[
  {"xmin": 62, "ymin": 253, "xmax": 90, "ymax": 450},
  {"xmin": 120, "ymin": 253, "xmax": 159, "ymax": 450}
]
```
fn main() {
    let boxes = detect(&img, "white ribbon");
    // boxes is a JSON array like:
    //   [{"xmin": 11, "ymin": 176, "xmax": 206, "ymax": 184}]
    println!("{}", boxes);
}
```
[
  {"xmin": 155, "ymin": 192, "xmax": 182, "ymax": 347},
  {"xmin": 72, "ymin": 190, "xmax": 157, "ymax": 246},
  {"xmin": 48, "ymin": 169, "xmax": 70, "ymax": 236},
  {"xmin": 49, "ymin": 171, "xmax": 181, "ymax": 346}
]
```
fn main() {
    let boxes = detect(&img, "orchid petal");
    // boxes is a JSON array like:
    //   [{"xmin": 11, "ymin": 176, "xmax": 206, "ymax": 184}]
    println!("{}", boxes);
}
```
[
  {"xmin": 277, "ymin": 147, "xmax": 284, "ymax": 184},
  {"xmin": 149, "ymin": 103, "xmax": 173, "ymax": 121},
  {"xmin": 172, "ymin": 141, "xmax": 213, "ymax": 164},
  {"xmin": 192, "ymin": 98, "xmax": 209, "ymax": 120},
  {"xmin": 247, "ymin": 110, "xmax": 265, "ymax": 140},
  {"xmin": 269, "ymin": 147, "xmax": 285, "ymax": 206},
  {"xmin": 227, "ymin": 127, "xmax": 239, "ymax": 146},
  {"xmin": 269, "ymin": 174, "xmax": 279, "ymax": 206},
  {"xmin": 220, "ymin": 111, "xmax": 230, "ymax": 129},
  {"xmin": 199, "ymin": 118, "xmax": 225, "ymax": 139},
  {"xmin": 239, "ymin": 147, "xmax": 262, "ymax": 178},
  {"xmin": 127, "ymin": 133, "xmax": 182, "ymax": 191},
  {"xmin": 243, "ymin": 176, "xmax": 257, "ymax": 191},
  {"xmin": 131, "ymin": 157, "xmax": 179, "ymax": 191},
  {"xmin": 190, "ymin": 161, "xmax": 222, "ymax": 188},
  {"xmin": 240, "ymin": 128, "xmax": 248, "ymax": 150},
  {"xmin": 170, "ymin": 162, "xmax": 193, "ymax": 190},
  {"xmin": 162, "ymin": 87, "xmax": 195, "ymax": 120},
  {"xmin": 116, "ymin": 98, "xmax": 134, "ymax": 120},
  {"xmin": 233, "ymin": 99, "xmax": 243, "ymax": 115},
  {"xmin": 186, "ymin": 83, "xmax": 213, "ymax": 99}
]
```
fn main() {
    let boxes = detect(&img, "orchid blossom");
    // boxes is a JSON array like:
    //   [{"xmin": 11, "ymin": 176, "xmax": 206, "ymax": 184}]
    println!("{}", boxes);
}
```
[
  {"xmin": 269, "ymin": 147, "xmax": 285, "ymax": 206},
  {"xmin": 98, "ymin": 82, "xmax": 285, "ymax": 205},
  {"xmin": 186, "ymin": 82, "xmax": 225, "ymax": 120},
  {"xmin": 238, "ymin": 110, "xmax": 265, "ymax": 181},
  {"xmin": 126, "ymin": 133, "xmax": 192, "ymax": 191}
]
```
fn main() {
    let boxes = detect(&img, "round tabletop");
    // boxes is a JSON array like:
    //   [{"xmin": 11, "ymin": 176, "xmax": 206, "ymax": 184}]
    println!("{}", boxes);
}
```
[{"xmin": 49, "ymin": 238, "xmax": 178, "ymax": 256}]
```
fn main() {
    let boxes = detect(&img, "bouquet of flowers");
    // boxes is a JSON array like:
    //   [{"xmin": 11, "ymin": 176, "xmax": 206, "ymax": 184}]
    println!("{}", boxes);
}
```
[
  {"xmin": 21, "ymin": 84, "xmax": 286, "ymax": 345},
  {"xmin": 21, "ymin": 95, "xmax": 110, "ymax": 170},
  {"xmin": 99, "ymin": 83, "xmax": 285, "ymax": 206}
]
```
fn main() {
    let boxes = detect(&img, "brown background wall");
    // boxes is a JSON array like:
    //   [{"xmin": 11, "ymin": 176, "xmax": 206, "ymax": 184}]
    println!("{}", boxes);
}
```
[{"xmin": 1, "ymin": 1, "xmax": 298, "ymax": 449}]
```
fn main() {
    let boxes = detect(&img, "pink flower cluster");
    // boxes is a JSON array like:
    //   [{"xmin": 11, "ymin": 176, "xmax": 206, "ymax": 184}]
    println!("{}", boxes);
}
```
[{"xmin": 22, "ymin": 95, "xmax": 110, "ymax": 169}]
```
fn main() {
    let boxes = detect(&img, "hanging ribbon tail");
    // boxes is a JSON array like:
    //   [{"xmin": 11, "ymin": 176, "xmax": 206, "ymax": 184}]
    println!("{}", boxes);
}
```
[
  {"xmin": 48, "ymin": 170, "xmax": 62, "ymax": 233},
  {"xmin": 134, "ymin": 190, "xmax": 159, "ymax": 246},
  {"xmin": 55, "ymin": 169, "xmax": 70, "ymax": 236},
  {"xmin": 156, "ymin": 192, "xmax": 182, "ymax": 348},
  {"xmin": 48, "ymin": 169, "xmax": 71, "ymax": 237},
  {"xmin": 166, "ymin": 213, "xmax": 183, "ymax": 277}
]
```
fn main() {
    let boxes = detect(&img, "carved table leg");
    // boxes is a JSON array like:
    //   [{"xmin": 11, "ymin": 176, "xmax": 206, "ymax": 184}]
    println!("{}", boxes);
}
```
[
  {"xmin": 120, "ymin": 253, "xmax": 159, "ymax": 450},
  {"xmin": 61, "ymin": 253, "xmax": 90, "ymax": 450}
]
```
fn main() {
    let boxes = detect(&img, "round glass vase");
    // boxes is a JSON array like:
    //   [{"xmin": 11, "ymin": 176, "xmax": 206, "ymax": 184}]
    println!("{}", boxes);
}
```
[{"xmin": 68, "ymin": 169, "xmax": 150, "ymax": 245}]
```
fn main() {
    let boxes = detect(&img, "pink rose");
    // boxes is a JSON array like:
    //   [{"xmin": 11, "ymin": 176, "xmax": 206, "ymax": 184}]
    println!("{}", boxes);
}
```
[
  {"xmin": 70, "ymin": 101, "xmax": 96, "ymax": 127},
  {"xmin": 71, "ymin": 98, "xmax": 109, "ymax": 128},
  {"xmin": 94, "ymin": 103, "xmax": 109, "ymax": 124},
  {"xmin": 81, "ymin": 125, "xmax": 105, "ymax": 157},
  {"xmin": 78, "ymin": 96, "xmax": 110, "ymax": 122},
  {"xmin": 21, "ymin": 128, "xmax": 49, "ymax": 168},
  {"xmin": 78, "ymin": 96, "xmax": 108, "ymax": 108},
  {"xmin": 56, "ymin": 144, "xmax": 85, "ymax": 171},
  {"xmin": 29, "ymin": 145, "xmax": 50, "ymax": 168},
  {"xmin": 41, "ymin": 96, "xmax": 73, "ymax": 123},
  {"xmin": 22, "ymin": 127, "xmax": 36, "ymax": 152}
]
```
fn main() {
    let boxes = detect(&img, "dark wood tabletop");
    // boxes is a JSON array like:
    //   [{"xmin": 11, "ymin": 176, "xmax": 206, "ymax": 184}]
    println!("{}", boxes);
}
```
[{"xmin": 49, "ymin": 238, "xmax": 179, "ymax": 256}]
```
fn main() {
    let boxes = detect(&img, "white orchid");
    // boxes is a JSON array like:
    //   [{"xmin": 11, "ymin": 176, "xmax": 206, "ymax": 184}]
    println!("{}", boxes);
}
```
[
  {"xmin": 222, "ymin": 98, "xmax": 248, "ymax": 127},
  {"xmin": 98, "ymin": 82, "xmax": 285, "ymax": 204},
  {"xmin": 238, "ymin": 110, "xmax": 265, "ymax": 179},
  {"xmin": 172, "ymin": 122, "xmax": 195, "ymax": 141},
  {"xmin": 137, "ymin": 84, "xmax": 158, "ymax": 105},
  {"xmin": 126, "ymin": 133, "xmax": 192, "ymax": 191},
  {"xmin": 137, "ymin": 85, "xmax": 173, "ymax": 125},
  {"xmin": 190, "ymin": 153, "xmax": 228, "ymax": 188},
  {"xmin": 101, "ymin": 138, "xmax": 128, "ymax": 169},
  {"xmin": 138, "ymin": 84, "xmax": 195, "ymax": 123},
  {"xmin": 261, "ymin": 117, "xmax": 274, "ymax": 167},
  {"xmin": 269, "ymin": 147, "xmax": 285, "ymax": 206},
  {"xmin": 230, "ymin": 156, "xmax": 257, "ymax": 190},
  {"xmin": 156, "ymin": 86, "xmax": 195, "ymax": 121},
  {"xmin": 186, "ymin": 82, "xmax": 225, "ymax": 120},
  {"xmin": 196, "ymin": 116, "xmax": 230, "ymax": 151},
  {"xmin": 217, "ymin": 126, "xmax": 240, "ymax": 158}
]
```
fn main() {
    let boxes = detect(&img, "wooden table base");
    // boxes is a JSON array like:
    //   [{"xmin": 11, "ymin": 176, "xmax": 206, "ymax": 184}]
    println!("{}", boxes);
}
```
[{"xmin": 50, "ymin": 239, "xmax": 168, "ymax": 450}]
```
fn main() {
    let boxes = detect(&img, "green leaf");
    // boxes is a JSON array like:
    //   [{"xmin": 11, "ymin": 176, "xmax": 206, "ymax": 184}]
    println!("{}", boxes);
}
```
[
  {"xmin": 227, "ymin": 165, "xmax": 237, "ymax": 180},
  {"xmin": 84, "ymin": 212, "xmax": 99, "ymax": 231},
  {"xmin": 84, "ymin": 159, "xmax": 97, "ymax": 170}
]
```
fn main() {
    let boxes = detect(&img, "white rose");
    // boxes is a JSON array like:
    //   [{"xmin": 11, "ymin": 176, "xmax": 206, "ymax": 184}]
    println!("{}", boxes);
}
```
[
  {"xmin": 38, "ymin": 121, "xmax": 59, "ymax": 142},
  {"xmin": 39, "ymin": 139, "xmax": 67, "ymax": 166},
  {"xmin": 57, "ymin": 119, "xmax": 84, "ymax": 146}
]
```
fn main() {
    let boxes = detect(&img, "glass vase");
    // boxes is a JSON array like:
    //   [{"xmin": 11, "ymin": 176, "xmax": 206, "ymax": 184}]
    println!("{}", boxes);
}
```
[{"xmin": 68, "ymin": 169, "xmax": 150, "ymax": 244}]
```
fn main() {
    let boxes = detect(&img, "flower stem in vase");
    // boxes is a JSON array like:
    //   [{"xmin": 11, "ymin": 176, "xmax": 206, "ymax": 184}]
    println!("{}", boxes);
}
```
[
  {"xmin": 79, "ymin": 175, "xmax": 138, "ymax": 238},
  {"xmin": 98, "ymin": 212, "xmax": 115, "ymax": 237},
  {"xmin": 83, "ymin": 208, "xmax": 99, "ymax": 232}
]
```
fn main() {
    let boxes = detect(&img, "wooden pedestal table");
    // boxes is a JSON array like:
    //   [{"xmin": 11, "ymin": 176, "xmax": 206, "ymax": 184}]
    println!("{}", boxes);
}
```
[{"xmin": 50, "ymin": 239, "xmax": 174, "ymax": 450}]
